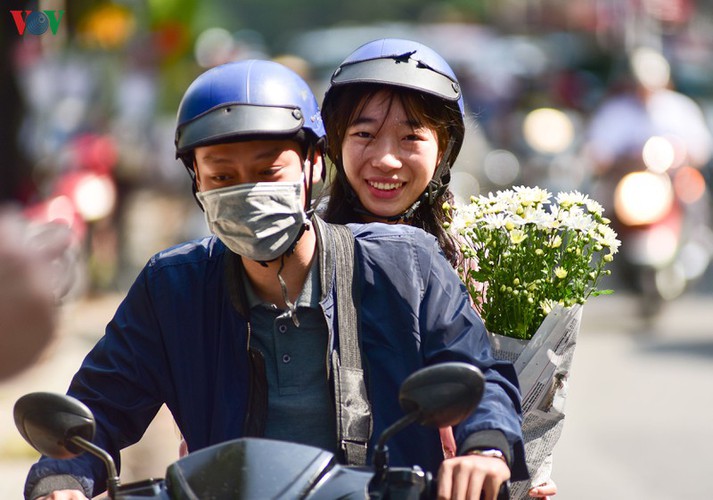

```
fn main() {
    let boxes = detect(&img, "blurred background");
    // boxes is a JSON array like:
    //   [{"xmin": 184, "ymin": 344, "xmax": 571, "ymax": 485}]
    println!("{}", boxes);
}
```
[{"xmin": 1, "ymin": 0, "xmax": 712, "ymax": 498}]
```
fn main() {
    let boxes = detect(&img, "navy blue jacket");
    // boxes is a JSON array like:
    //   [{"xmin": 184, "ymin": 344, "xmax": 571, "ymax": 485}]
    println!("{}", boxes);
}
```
[{"xmin": 26, "ymin": 218, "xmax": 526, "ymax": 497}]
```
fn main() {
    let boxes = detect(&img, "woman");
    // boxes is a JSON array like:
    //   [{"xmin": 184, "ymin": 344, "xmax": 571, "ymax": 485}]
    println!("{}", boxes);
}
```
[{"xmin": 321, "ymin": 38, "xmax": 556, "ymax": 499}]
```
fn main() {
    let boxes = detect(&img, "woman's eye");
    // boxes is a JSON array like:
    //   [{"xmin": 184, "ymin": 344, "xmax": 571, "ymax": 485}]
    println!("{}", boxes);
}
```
[
  {"xmin": 405, "ymin": 129, "xmax": 430, "ymax": 141},
  {"xmin": 349, "ymin": 129, "xmax": 372, "ymax": 139}
]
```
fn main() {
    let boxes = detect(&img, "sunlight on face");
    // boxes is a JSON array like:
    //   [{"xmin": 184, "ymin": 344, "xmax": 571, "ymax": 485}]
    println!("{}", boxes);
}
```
[
  {"xmin": 193, "ymin": 139, "xmax": 321, "ymax": 199},
  {"xmin": 341, "ymin": 91, "xmax": 439, "ymax": 221}
]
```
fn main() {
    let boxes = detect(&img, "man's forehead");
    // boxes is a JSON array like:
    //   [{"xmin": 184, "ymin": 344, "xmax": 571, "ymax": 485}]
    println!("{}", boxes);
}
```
[{"xmin": 197, "ymin": 140, "xmax": 301, "ymax": 159}]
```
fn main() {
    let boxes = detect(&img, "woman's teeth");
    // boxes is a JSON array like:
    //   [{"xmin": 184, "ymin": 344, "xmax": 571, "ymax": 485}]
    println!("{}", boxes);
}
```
[{"xmin": 369, "ymin": 181, "xmax": 403, "ymax": 190}]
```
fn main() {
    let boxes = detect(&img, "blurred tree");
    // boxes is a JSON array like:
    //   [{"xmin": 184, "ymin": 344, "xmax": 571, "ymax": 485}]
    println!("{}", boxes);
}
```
[{"xmin": 214, "ymin": 0, "xmax": 488, "ymax": 51}]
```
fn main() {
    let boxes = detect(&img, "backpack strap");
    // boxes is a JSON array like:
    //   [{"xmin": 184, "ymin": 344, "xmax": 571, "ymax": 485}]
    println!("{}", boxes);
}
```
[{"xmin": 323, "ymin": 221, "xmax": 373, "ymax": 466}]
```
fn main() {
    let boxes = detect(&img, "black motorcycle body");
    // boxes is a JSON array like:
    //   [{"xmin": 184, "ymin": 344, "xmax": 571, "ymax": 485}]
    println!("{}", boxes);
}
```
[{"xmin": 102, "ymin": 438, "xmax": 375, "ymax": 499}]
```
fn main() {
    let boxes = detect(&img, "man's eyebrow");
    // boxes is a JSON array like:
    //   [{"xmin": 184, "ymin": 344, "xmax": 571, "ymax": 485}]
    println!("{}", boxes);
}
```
[
  {"xmin": 253, "ymin": 145, "xmax": 284, "ymax": 161},
  {"xmin": 200, "ymin": 153, "xmax": 232, "ymax": 163},
  {"xmin": 200, "ymin": 145, "xmax": 284, "ymax": 163}
]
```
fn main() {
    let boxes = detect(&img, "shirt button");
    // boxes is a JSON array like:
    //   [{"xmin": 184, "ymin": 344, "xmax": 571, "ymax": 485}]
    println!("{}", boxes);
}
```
[
  {"xmin": 278, "ymin": 324, "xmax": 288, "ymax": 334},
  {"xmin": 282, "ymin": 354, "xmax": 291, "ymax": 364}
]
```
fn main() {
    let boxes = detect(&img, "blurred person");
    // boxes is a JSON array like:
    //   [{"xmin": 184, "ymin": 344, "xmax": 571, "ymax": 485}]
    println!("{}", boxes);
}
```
[
  {"xmin": 583, "ymin": 46, "xmax": 713, "ymax": 313},
  {"xmin": 0, "ymin": 209, "xmax": 73, "ymax": 380},
  {"xmin": 585, "ymin": 46, "xmax": 712, "ymax": 172},
  {"xmin": 321, "ymin": 38, "xmax": 556, "ymax": 499},
  {"xmin": 24, "ymin": 59, "xmax": 526, "ymax": 500}
]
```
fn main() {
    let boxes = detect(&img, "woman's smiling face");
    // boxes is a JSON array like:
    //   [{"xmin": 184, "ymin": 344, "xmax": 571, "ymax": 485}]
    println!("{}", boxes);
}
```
[{"xmin": 341, "ymin": 90, "xmax": 440, "ymax": 222}]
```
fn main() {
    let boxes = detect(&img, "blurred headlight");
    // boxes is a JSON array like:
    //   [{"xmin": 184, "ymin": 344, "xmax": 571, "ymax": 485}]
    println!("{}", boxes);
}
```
[
  {"xmin": 522, "ymin": 108, "xmax": 575, "ymax": 155},
  {"xmin": 614, "ymin": 171, "xmax": 673, "ymax": 225},
  {"xmin": 73, "ymin": 173, "xmax": 117, "ymax": 222},
  {"xmin": 642, "ymin": 136, "xmax": 675, "ymax": 173}
]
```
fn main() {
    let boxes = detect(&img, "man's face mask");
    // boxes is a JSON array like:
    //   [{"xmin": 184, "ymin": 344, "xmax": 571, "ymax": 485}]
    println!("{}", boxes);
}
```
[{"xmin": 197, "ymin": 177, "xmax": 308, "ymax": 262}]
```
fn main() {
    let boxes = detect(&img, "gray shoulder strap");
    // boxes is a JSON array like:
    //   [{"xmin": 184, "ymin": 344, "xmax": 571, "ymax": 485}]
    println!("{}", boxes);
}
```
[{"xmin": 326, "ymin": 222, "xmax": 373, "ymax": 466}]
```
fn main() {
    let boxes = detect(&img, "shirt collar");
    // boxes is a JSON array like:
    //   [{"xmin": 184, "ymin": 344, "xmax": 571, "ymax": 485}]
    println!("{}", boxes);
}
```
[{"xmin": 243, "ymin": 256, "xmax": 321, "ymax": 310}]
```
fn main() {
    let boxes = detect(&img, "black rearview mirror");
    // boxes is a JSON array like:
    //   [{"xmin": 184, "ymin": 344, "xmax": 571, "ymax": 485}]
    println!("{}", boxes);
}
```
[
  {"xmin": 398, "ymin": 361, "xmax": 485, "ymax": 428},
  {"xmin": 14, "ymin": 392, "xmax": 96, "ymax": 459}
]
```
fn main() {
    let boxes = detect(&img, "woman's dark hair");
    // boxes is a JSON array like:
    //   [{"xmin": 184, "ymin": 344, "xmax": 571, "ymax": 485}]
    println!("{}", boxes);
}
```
[{"xmin": 321, "ymin": 83, "xmax": 464, "ymax": 267}]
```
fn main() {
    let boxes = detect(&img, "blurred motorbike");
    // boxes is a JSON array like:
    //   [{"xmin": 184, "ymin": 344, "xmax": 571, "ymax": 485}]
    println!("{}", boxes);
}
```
[
  {"xmin": 14, "ymin": 362, "xmax": 509, "ymax": 500},
  {"xmin": 602, "ymin": 135, "xmax": 712, "ymax": 317},
  {"xmin": 24, "ymin": 132, "xmax": 118, "ymax": 241},
  {"xmin": 23, "ymin": 132, "xmax": 118, "ymax": 296}
]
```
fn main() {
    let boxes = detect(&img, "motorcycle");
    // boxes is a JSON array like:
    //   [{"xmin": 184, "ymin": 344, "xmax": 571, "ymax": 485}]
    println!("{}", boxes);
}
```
[
  {"xmin": 596, "ymin": 135, "xmax": 713, "ymax": 318},
  {"xmin": 22, "ymin": 132, "xmax": 119, "ymax": 296},
  {"xmin": 14, "ymin": 362, "xmax": 509, "ymax": 499}
]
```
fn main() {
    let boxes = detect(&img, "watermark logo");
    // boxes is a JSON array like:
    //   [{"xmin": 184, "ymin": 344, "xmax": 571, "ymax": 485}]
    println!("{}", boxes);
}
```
[{"xmin": 10, "ymin": 10, "xmax": 65, "ymax": 36}]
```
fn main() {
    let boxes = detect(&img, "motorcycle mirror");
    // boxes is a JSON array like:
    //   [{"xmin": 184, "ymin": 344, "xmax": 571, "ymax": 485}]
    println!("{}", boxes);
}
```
[
  {"xmin": 399, "ymin": 362, "xmax": 484, "ymax": 428},
  {"xmin": 371, "ymin": 362, "xmax": 486, "ymax": 476},
  {"xmin": 13, "ymin": 392, "xmax": 96, "ymax": 459}
]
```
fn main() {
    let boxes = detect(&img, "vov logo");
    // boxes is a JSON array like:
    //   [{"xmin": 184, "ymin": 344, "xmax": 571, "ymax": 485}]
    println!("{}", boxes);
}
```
[{"xmin": 10, "ymin": 10, "xmax": 65, "ymax": 36}]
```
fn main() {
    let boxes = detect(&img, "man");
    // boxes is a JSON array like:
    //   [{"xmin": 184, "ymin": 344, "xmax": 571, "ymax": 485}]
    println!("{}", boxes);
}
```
[{"xmin": 25, "ymin": 60, "xmax": 526, "ymax": 500}]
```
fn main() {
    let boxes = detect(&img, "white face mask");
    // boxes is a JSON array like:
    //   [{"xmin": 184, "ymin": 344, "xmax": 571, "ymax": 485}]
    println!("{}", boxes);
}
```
[{"xmin": 197, "ymin": 178, "xmax": 308, "ymax": 262}]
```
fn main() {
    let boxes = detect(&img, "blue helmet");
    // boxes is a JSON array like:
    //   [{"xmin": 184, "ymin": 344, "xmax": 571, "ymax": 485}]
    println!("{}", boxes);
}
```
[
  {"xmin": 326, "ymin": 38, "xmax": 464, "ymax": 118},
  {"xmin": 322, "ymin": 39, "xmax": 465, "ymax": 217},
  {"xmin": 175, "ymin": 60, "xmax": 325, "ymax": 157}
]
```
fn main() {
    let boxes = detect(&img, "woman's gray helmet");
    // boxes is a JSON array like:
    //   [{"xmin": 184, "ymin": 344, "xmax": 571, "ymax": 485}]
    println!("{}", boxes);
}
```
[{"xmin": 322, "ymin": 38, "xmax": 465, "ymax": 208}]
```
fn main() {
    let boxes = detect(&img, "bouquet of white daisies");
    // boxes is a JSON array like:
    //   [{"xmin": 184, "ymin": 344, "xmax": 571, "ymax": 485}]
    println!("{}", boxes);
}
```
[
  {"xmin": 444, "ymin": 186, "xmax": 620, "ymax": 497},
  {"xmin": 444, "ymin": 186, "xmax": 620, "ymax": 340}
]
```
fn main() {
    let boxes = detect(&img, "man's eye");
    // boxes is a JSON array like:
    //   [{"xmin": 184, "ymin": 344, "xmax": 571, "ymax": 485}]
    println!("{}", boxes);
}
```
[{"xmin": 259, "ymin": 167, "xmax": 282, "ymax": 177}]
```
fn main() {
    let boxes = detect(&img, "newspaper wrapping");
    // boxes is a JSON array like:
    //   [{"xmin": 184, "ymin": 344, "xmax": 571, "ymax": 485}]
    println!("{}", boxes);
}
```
[{"xmin": 487, "ymin": 303, "xmax": 583, "ymax": 499}]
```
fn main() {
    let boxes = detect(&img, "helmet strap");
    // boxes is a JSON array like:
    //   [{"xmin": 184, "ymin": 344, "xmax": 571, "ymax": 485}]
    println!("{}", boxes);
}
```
[
  {"xmin": 276, "ymin": 254, "xmax": 301, "ymax": 326},
  {"xmin": 423, "ymin": 136, "xmax": 456, "ymax": 205},
  {"xmin": 263, "ymin": 143, "xmax": 318, "ymax": 264},
  {"xmin": 303, "ymin": 144, "xmax": 317, "ymax": 215},
  {"xmin": 178, "ymin": 153, "xmax": 204, "ymax": 210}
]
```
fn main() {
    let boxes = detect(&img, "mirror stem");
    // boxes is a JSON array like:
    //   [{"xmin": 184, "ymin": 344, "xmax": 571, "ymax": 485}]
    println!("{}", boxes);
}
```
[
  {"xmin": 69, "ymin": 436, "xmax": 121, "ymax": 498},
  {"xmin": 373, "ymin": 412, "xmax": 419, "ymax": 471}
]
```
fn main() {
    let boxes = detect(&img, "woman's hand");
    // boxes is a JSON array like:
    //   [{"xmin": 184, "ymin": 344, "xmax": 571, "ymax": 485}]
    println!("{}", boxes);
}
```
[
  {"xmin": 437, "ymin": 454, "xmax": 510, "ymax": 500},
  {"xmin": 529, "ymin": 479, "xmax": 557, "ymax": 498}
]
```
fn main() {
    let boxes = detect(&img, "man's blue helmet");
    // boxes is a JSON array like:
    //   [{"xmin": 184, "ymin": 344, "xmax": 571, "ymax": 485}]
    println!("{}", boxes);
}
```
[{"xmin": 175, "ymin": 59, "xmax": 325, "ymax": 157}]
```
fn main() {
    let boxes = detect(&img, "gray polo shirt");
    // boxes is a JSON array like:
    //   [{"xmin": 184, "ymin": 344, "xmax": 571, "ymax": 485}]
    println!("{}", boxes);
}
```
[{"xmin": 244, "ymin": 258, "xmax": 337, "ymax": 454}]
